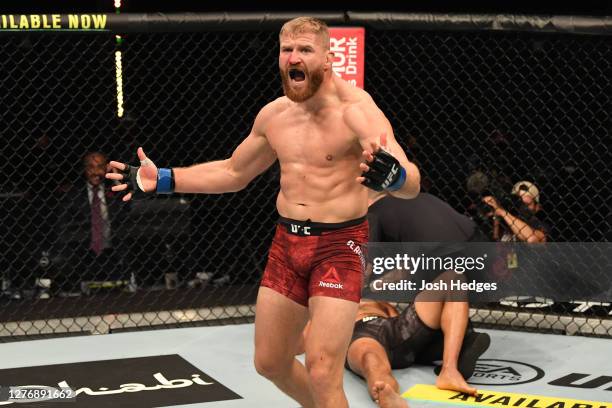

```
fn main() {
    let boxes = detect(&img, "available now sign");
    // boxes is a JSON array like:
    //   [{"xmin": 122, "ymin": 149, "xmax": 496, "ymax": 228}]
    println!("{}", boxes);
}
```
[{"xmin": 329, "ymin": 27, "xmax": 365, "ymax": 89}]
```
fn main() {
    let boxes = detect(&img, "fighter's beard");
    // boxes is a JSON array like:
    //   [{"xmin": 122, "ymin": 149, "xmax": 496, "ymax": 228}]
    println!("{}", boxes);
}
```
[{"xmin": 281, "ymin": 66, "xmax": 324, "ymax": 102}]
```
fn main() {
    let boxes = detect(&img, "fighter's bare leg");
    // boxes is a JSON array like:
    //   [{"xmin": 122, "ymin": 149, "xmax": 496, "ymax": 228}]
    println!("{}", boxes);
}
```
[
  {"xmin": 305, "ymin": 295, "xmax": 359, "ymax": 408},
  {"xmin": 414, "ymin": 299, "xmax": 477, "ymax": 396},
  {"xmin": 346, "ymin": 338, "xmax": 398, "ymax": 400},
  {"xmin": 346, "ymin": 338, "xmax": 407, "ymax": 407},
  {"xmin": 435, "ymin": 301, "xmax": 478, "ymax": 395},
  {"xmin": 254, "ymin": 287, "xmax": 315, "ymax": 408}
]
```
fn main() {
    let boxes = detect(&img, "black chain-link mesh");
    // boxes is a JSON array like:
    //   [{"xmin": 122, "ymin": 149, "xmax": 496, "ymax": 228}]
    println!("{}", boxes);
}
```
[
  {"xmin": 0, "ymin": 27, "xmax": 610, "ymax": 340},
  {"xmin": 366, "ymin": 31, "xmax": 610, "ymax": 243},
  {"xmin": 364, "ymin": 31, "xmax": 610, "ymax": 337}
]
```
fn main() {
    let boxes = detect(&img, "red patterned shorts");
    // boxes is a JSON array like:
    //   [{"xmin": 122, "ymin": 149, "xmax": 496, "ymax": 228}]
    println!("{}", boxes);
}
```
[{"xmin": 260, "ymin": 216, "xmax": 368, "ymax": 306}]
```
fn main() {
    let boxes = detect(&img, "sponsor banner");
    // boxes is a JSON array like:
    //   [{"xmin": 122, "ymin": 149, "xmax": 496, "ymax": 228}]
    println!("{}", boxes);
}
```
[
  {"xmin": 402, "ymin": 384, "xmax": 611, "ymax": 408},
  {"xmin": 549, "ymin": 373, "xmax": 612, "ymax": 391},
  {"xmin": 362, "ymin": 242, "xmax": 612, "ymax": 302},
  {"xmin": 329, "ymin": 27, "xmax": 365, "ymax": 88},
  {"xmin": 0, "ymin": 355, "xmax": 241, "ymax": 407},
  {"xmin": 0, "ymin": 14, "xmax": 108, "ymax": 31}
]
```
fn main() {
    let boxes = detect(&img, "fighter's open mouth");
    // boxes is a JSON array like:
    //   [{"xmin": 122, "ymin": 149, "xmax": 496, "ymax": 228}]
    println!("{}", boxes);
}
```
[{"xmin": 289, "ymin": 69, "xmax": 305, "ymax": 82}]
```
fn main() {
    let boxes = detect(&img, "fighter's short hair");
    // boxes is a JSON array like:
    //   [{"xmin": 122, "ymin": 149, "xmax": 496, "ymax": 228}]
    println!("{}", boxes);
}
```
[{"xmin": 279, "ymin": 17, "xmax": 330, "ymax": 50}]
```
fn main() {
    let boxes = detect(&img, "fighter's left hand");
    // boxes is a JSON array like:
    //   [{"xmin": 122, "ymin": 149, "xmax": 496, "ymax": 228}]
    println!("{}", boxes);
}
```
[{"xmin": 357, "ymin": 132, "xmax": 406, "ymax": 192}]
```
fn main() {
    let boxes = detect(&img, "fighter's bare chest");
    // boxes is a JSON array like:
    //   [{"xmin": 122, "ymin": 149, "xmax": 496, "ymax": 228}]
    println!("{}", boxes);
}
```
[{"xmin": 266, "ymin": 112, "xmax": 358, "ymax": 163}]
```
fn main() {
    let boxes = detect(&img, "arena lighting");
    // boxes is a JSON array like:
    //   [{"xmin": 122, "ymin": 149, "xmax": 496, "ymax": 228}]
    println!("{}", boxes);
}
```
[
  {"xmin": 115, "ymin": 50, "xmax": 124, "ymax": 118},
  {"xmin": 114, "ymin": 0, "xmax": 123, "ymax": 117}
]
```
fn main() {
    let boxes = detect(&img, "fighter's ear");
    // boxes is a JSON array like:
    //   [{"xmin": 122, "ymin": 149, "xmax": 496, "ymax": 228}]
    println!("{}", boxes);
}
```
[{"xmin": 326, "ymin": 50, "xmax": 335, "ymax": 68}]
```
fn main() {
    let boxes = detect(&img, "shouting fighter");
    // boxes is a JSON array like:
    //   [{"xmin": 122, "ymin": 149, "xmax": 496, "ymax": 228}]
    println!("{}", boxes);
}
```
[{"xmin": 106, "ymin": 17, "xmax": 420, "ymax": 408}]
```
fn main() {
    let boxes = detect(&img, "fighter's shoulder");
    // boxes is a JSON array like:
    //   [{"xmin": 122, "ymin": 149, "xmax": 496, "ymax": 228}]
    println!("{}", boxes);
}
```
[
  {"xmin": 341, "ymin": 86, "xmax": 377, "ymax": 118},
  {"xmin": 261, "ymin": 97, "xmax": 292, "ymax": 117},
  {"xmin": 254, "ymin": 97, "xmax": 291, "ymax": 131}
]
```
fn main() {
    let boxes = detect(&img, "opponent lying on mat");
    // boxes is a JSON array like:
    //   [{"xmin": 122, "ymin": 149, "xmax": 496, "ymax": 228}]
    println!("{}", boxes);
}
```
[
  {"xmin": 345, "ymin": 300, "xmax": 489, "ymax": 408},
  {"xmin": 333, "ymin": 191, "xmax": 490, "ymax": 407}
]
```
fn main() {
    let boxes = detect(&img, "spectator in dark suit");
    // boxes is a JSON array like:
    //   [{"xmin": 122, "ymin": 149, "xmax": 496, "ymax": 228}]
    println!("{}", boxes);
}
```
[{"xmin": 53, "ymin": 152, "xmax": 128, "ymax": 296}]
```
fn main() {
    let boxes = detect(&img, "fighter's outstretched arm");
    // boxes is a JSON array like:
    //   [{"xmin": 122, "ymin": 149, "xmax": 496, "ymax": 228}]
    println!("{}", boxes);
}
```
[
  {"xmin": 106, "ymin": 103, "xmax": 277, "ymax": 200},
  {"xmin": 173, "ymin": 109, "xmax": 277, "ymax": 194}
]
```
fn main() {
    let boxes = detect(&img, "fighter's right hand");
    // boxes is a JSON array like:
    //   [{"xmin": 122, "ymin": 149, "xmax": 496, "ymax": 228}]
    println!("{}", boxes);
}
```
[{"xmin": 106, "ymin": 147, "xmax": 158, "ymax": 202}]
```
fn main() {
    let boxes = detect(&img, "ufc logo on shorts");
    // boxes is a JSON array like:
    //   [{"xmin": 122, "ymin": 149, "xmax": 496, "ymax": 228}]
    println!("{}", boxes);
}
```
[{"xmin": 290, "ymin": 224, "xmax": 311, "ymax": 235}]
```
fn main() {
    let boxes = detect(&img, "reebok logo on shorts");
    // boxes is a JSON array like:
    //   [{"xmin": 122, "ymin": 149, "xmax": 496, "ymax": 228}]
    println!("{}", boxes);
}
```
[
  {"xmin": 319, "ymin": 281, "xmax": 343, "ymax": 289},
  {"xmin": 319, "ymin": 267, "xmax": 343, "ymax": 289}
]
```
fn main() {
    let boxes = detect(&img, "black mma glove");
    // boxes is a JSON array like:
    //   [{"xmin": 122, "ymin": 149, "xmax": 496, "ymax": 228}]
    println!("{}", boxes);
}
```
[
  {"xmin": 116, "ymin": 164, "xmax": 153, "ymax": 200},
  {"xmin": 361, "ymin": 149, "xmax": 406, "ymax": 192},
  {"xmin": 116, "ymin": 164, "xmax": 174, "ymax": 200}
]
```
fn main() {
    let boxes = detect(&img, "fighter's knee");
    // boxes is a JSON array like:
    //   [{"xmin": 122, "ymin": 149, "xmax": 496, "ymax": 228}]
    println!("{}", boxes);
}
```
[
  {"xmin": 305, "ymin": 352, "xmax": 339, "ymax": 389},
  {"xmin": 254, "ymin": 353, "xmax": 290, "ymax": 380},
  {"xmin": 307, "ymin": 364, "xmax": 335, "ymax": 390}
]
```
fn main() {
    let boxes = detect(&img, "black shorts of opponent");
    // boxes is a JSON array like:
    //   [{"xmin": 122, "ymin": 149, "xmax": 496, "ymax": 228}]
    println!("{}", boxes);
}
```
[
  {"xmin": 346, "ymin": 303, "xmax": 445, "ymax": 372},
  {"xmin": 346, "ymin": 304, "xmax": 488, "ymax": 379}
]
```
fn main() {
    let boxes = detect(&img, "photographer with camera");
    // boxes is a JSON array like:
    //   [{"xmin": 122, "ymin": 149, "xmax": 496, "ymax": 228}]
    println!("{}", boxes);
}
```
[{"xmin": 482, "ymin": 181, "xmax": 548, "ymax": 243}]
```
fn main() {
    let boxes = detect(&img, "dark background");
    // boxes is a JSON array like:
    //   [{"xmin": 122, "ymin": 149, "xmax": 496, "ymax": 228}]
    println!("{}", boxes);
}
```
[{"xmin": 2, "ymin": 0, "xmax": 611, "ymax": 15}]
